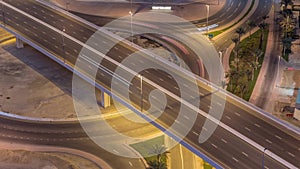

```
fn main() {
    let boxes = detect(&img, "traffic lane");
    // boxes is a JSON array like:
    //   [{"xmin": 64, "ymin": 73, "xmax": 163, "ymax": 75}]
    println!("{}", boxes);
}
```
[
  {"xmin": 158, "ymin": 108, "xmax": 286, "ymax": 169},
  {"xmin": 214, "ymin": 0, "xmax": 272, "ymax": 51},
  {"xmin": 200, "ymin": 89, "xmax": 300, "ymax": 164},
  {"xmin": 2, "ymin": 0, "xmax": 298, "ymax": 166},
  {"xmin": 3, "ymin": 0, "xmax": 97, "ymax": 43},
  {"xmin": 3, "ymin": 7, "xmax": 74, "ymax": 60},
  {"xmin": 5, "ymin": 1, "xmax": 298, "ymax": 157},
  {"xmin": 64, "ymin": 30, "xmax": 298, "ymax": 168},
  {"xmin": 197, "ymin": 91, "xmax": 300, "ymax": 166}
]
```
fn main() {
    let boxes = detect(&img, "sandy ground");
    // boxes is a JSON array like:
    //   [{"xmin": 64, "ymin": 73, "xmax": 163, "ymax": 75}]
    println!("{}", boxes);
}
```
[{"xmin": 0, "ymin": 149, "xmax": 100, "ymax": 169}]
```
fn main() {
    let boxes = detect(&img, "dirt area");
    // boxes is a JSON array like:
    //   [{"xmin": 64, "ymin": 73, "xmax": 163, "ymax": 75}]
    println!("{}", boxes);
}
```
[
  {"xmin": 0, "ymin": 150, "xmax": 100, "ymax": 169},
  {"xmin": 0, "ymin": 38, "xmax": 79, "ymax": 119}
]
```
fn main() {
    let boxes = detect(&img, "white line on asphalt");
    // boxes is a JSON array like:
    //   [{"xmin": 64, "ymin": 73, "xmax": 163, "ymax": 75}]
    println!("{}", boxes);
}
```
[
  {"xmin": 129, "ymin": 161, "xmax": 133, "ymax": 167},
  {"xmin": 287, "ymin": 152, "xmax": 295, "ymax": 158},
  {"xmin": 242, "ymin": 152, "xmax": 248, "ymax": 157},
  {"xmin": 265, "ymin": 139, "xmax": 272, "ymax": 144},
  {"xmin": 174, "ymin": 86, "xmax": 179, "ymax": 90},
  {"xmin": 225, "ymin": 116, "xmax": 231, "ymax": 120},
  {"xmin": 184, "ymin": 115, "xmax": 190, "ymax": 120},
  {"xmin": 167, "ymin": 105, "xmax": 173, "ymax": 110},
  {"xmin": 221, "ymin": 138, "xmax": 227, "ymax": 144},
  {"xmin": 159, "ymin": 78, "xmax": 164, "ymax": 82},
  {"xmin": 193, "ymin": 131, "xmax": 199, "ymax": 136},
  {"xmin": 275, "ymin": 135, "xmax": 282, "ymax": 140},
  {"xmin": 254, "ymin": 123, "xmax": 261, "ymax": 128},
  {"xmin": 244, "ymin": 127, "xmax": 251, "ymax": 132},
  {"xmin": 235, "ymin": 112, "xmax": 241, "ymax": 116},
  {"xmin": 232, "ymin": 157, "xmax": 239, "ymax": 162},
  {"xmin": 211, "ymin": 143, "xmax": 218, "ymax": 149},
  {"xmin": 202, "ymin": 127, "xmax": 207, "ymax": 131},
  {"xmin": 113, "ymin": 149, "xmax": 119, "ymax": 154}
]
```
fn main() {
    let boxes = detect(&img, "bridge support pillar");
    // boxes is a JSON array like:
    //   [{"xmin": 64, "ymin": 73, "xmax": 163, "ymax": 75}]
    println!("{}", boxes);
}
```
[
  {"xmin": 16, "ymin": 38, "xmax": 24, "ymax": 48},
  {"xmin": 100, "ymin": 91, "xmax": 111, "ymax": 108}
]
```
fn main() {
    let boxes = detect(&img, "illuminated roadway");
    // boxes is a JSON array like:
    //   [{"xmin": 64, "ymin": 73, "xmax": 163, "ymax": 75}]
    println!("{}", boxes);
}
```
[{"xmin": 0, "ymin": 0, "xmax": 299, "ymax": 168}]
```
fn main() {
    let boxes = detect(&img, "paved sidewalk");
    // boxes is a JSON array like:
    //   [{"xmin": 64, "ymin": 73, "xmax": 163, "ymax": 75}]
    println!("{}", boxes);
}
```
[
  {"xmin": 249, "ymin": 4, "xmax": 275, "ymax": 106},
  {"xmin": 50, "ymin": 0, "xmax": 225, "ymax": 22}
]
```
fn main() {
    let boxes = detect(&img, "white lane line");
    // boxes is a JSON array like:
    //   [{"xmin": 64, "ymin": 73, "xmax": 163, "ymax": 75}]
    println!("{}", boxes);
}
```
[
  {"xmin": 265, "ymin": 139, "xmax": 272, "ymax": 144},
  {"xmin": 275, "ymin": 135, "xmax": 282, "ymax": 140},
  {"xmin": 129, "ymin": 161, "xmax": 133, "ymax": 167},
  {"xmin": 225, "ymin": 116, "xmax": 231, "ymax": 120},
  {"xmin": 167, "ymin": 105, "xmax": 173, "ymax": 110},
  {"xmin": 232, "ymin": 157, "xmax": 239, "ymax": 162},
  {"xmin": 211, "ymin": 143, "xmax": 218, "ymax": 149},
  {"xmin": 159, "ymin": 78, "xmax": 164, "ymax": 82},
  {"xmin": 202, "ymin": 127, "xmax": 207, "ymax": 131},
  {"xmin": 287, "ymin": 152, "xmax": 295, "ymax": 158},
  {"xmin": 254, "ymin": 123, "xmax": 261, "ymax": 128},
  {"xmin": 174, "ymin": 86, "xmax": 179, "ymax": 90},
  {"xmin": 217, "ymin": 102, "xmax": 222, "ymax": 106},
  {"xmin": 221, "ymin": 138, "xmax": 227, "ymax": 144},
  {"xmin": 113, "ymin": 149, "xmax": 119, "ymax": 154},
  {"xmin": 184, "ymin": 115, "xmax": 190, "ymax": 120},
  {"xmin": 183, "ymin": 83, "xmax": 188, "ymax": 87},
  {"xmin": 242, "ymin": 152, "xmax": 249, "ymax": 157},
  {"xmin": 235, "ymin": 112, "xmax": 241, "ymax": 116},
  {"xmin": 193, "ymin": 131, "xmax": 199, "ymax": 136},
  {"xmin": 244, "ymin": 127, "xmax": 251, "ymax": 132}
]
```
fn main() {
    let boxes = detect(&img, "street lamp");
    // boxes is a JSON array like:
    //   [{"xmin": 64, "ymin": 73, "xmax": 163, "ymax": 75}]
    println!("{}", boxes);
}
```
[
  {"xmin": 129, "ymin": 10, "xmax": 133, "ymax": 45},
  {"xmin": 138, "ymin": 74, "xmax": 143, "ymax": 112},
  {"xmin": 276, "ymin": 55, "xmax": 281, "ymax": 87},
  {"xmin": 206, "ymin": 4, "xmax": 210, "ymax": 35},
  {"xmin": 262, "ymin": 147, "xmax": 267, "ymax": 169}
]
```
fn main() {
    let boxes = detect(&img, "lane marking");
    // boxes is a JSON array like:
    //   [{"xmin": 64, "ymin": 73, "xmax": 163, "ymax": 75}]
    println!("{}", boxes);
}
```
[
  {"xmin": 221, "ymin": 138, "xmax": 227, "ymax": 144},
  {"xmin": 232, "ymin": 157, "xmax": 239, "ymax": 162},
  {"xmin": 193, "ymin": 131, "xmax": 199, "ymax": 136},
  {"xmin": 275, "ymin": 135, "xmax": 282, "ymax": 140},
  {"xmin": 287, "ymin": 152, "xmax": 295, "ymax": 158},
  {"xmin": 244, "ymin": 127, "xmax": 251, "ymax": 132},
  {"xmin": 242, "ymin": 152, "xmax": 248, "ymax": 157},
  {"xmin": 211, "ymin": 143, "xmax": 218, "ymax": 149},
  {"xmin": 265, "ymin": 139, "xmax": 272, "ymax": 144}
]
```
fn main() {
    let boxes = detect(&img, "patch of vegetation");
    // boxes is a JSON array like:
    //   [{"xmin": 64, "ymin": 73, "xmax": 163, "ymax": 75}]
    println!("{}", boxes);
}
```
[
  {"xmin": 227, "ymin": 27, "xmax": 269, "ymax": 101},
  {"xmin": 130, "ymin": 136, "xmax": 168, "ymax": 169}
]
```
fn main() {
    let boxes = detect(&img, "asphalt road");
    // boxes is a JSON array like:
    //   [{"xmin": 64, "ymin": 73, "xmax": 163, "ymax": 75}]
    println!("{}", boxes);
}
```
[
  {"xmin": 213, "ymin": 0, "xmax": 273, "ymax": 52},
  {"xmin": 1, "ymin": 0, "xmax": 300, "ymax": 168}
]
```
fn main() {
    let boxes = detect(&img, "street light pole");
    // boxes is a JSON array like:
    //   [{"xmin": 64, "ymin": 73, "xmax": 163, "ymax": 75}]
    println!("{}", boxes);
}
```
[
  {"xmin": 276, "ymin": 55, "xmax": 281, "ymax": 87},
  {"xmin": 262, "ymin": 148, "xmax": 267, "ymax": 169},
  {"xmin": 129, "ymin": 10, "xmax": 133, "ymax": 45},
  {"xmin": 206, "ymin": 4, "xmax": 210, "ymax": 35},
  {"xmin": 138, "ymin": 74, "xmax": 143, "ymax": 112}
]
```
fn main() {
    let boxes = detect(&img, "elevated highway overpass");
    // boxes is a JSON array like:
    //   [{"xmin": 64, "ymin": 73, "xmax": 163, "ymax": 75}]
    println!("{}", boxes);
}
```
[{"xmin": 0, "ymin": 0, "xmax": 299, "ymax": 168}]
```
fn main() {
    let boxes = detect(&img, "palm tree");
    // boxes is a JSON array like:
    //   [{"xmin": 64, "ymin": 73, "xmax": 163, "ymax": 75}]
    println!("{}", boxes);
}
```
[
  {"xmin": 148, "ymin": 144, "xmax": 169, "ymax": 168},
  {"xmin": 235, "ymin": 27, "xmax": 246, "ymax": 42},
  {"xmin": 280, "ymin": 15, "xmax": 296, "ymax": 38},
  {"xmin": 258, "ymin": 22, "xmax": 268, "ymax": 49},
  {"xmin": 282, "ymin": 37, "xmax": 293, "ymax": 57},
  {"xmin": 232, "ymin": 37, "xmax": 240, "ymax": 71},
  {"xmin": 247, "ymin": 20, "xmax": 256, "ymax": 38},
  {"xmin": 281, "ymin": 0, "xmax": 293, "ymax": 10}
]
